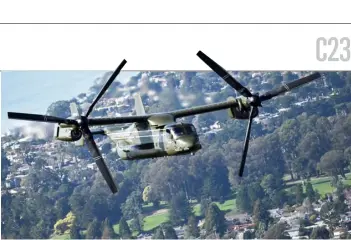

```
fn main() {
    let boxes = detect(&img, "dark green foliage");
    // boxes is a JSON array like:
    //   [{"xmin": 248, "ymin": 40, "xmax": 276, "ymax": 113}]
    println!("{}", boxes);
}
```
[
  {"xmin": 130, "ymin": 214, "xmax": 144, "ymax": 233},
  {"xmin": 168, "ymin": 191, "xmax": 192, "ymax": 226},
  {"xmin": 294, "ymin": 183, "xmax": 305, "ymax": 205},
  {"xmin": 334, "ymin": 181, "xmax": 347, "ymax": 214},
  {"xmin": 153, "ymin": 227, "xmax": 165, "ymax": 239},
  {"xmin": 161, "ymin": 222, "xmax": 178, "ymax": 239},
  {"xmin": 263, "ymin": 222, "xmax": 291, "ymax": 239},
  {"xmin": 319, "ymin": 150, "xmax": 347, "ymax": 179},
  {"xmin": 200, "ymin": 198, "xmax": 211, "ymax": 217},
  {"xmin": 101, "ymin": 218, "xmax": 117, "ymax": 239},
  {"xmin": 243, "ymin": 230, "xmax": 255, "ymax": 239},
  {"xmin": 186, "ymin": 215, "xmax": 200, "ymax": 238},
  {"xmin": 320, "ymin": 202, "xmax": 340, "ymax": 234},
  {"xmin": 305, "ymin": 181, "xmax": 316, "ymax": 202},
  {"xmin": 55, "ymin": 197, "xmax": 70, "ymax": 220},
  {"xmin": 121, "ymin": 190, "xmax": 143, "ymax": 220},
  {"xmin": 253, "ymin": 199, "xmax": 271, "ymax": 229},
  {"xmin": 310, "ymin": 226, "xmax": 330, "ymax": 239},
  {"xmin": 85, "ymin": 218, "xmax": 101, "ymax": 239},
  {"xmin": 118, "ymin": 217, "xmax": 132, "ymax": 239},
  {"xmin": 236, "ymin": 185, "xmax": 252, "ymax": 213},
  {"xmin": 204, "ymin": 203, "xmax": 226, "ymax": 237},
  {"xmin": 70, "ymin": 220, "xmax": 82, "ymax": 239}
]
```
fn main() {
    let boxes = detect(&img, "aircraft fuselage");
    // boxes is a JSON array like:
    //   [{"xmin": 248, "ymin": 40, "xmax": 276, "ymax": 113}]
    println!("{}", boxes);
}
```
[{"xmin": 105, "ymin": 122, "xmax": 202, "ymax": 160}]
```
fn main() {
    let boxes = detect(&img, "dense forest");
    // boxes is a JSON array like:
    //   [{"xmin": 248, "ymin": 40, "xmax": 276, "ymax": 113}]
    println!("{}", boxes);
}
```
[{"xmin": 1, "ymin": 71, "xmax": 351, "ymax": 239}]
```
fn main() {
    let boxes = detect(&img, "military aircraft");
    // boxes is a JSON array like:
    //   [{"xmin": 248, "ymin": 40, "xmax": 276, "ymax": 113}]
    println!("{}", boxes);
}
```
[{"xmin": 7, "ymin": 51, "xmax": 322, "ymax": 193}]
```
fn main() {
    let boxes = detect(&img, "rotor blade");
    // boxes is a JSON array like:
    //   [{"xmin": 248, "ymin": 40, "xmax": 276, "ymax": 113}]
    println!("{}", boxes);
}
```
[
  {"xmin": 85, "ymin": 59, "xmax": 127, "ymax": 117},
  {"xmin": 197, "ymin": 51, "xmax": 253, "ymax": 98},
  {"xmin": 238, "ymin": 107, "xmax": 255, "ymax": 177},
  {"xmin": 8, "ymin": 112, "xmax": 78, "ymax": 125},
  {"xmin": 81, "ymin": 127, "xmax": 118, "ymax": 193},
  {"xmin": 259, "ymin": 72, "xmax": 321, "ymax": 102}
]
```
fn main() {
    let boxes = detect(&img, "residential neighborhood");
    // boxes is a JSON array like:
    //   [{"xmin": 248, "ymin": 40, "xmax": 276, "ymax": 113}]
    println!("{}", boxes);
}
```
[{"xmin": 2, "ymin": 70, "xmax": 350, "ymax": 239}]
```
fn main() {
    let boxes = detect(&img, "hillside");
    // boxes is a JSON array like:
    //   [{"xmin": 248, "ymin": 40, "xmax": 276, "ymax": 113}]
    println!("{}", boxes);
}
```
[{"xmin": 1, "ymin": 71, "xmax": 351, "ymax": 239}]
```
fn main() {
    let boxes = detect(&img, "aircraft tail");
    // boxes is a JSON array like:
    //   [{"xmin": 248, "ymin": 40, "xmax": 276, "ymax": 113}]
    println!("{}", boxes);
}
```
[{"xmin": 134, "ymin": 93, "xmax": 146, "ymax": 115}]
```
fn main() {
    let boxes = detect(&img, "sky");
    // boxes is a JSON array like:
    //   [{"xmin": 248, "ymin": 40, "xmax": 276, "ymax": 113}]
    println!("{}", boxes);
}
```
[{"xmin": 1, "ymin": 70, "xmax": 138, "ymax": 134}]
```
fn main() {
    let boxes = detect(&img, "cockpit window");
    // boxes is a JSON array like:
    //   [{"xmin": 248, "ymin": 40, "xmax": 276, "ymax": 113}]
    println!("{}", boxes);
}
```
[
  {"xmin": 172, "ymin": 127, "xmax": 185, "ymax": 136},
  {"xmin": 184, "ymin": 125, "xmax": 197, "ymax": 134},
  {"xmin": 167, "ymin": 124, "xmax": 197, "ymax": 137}
]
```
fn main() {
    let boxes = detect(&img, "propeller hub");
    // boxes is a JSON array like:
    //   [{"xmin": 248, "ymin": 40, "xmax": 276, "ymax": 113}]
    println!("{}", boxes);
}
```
[{"xmin": 248, "ymin": 94, "xmax": 262, "ymax": 107}]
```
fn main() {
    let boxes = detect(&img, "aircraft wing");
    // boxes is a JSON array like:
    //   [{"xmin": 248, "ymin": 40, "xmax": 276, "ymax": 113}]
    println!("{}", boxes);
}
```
[
  {"xmin": 86, "ymin": 99, "xmax": 240, "ymax": 125},
  {"xmin": 87, "ymin": 115, "xmax": 149, "ymax": 126},
  {"xmin": 169, "ymin": 99, "xmax": 239, "ymax": 119}
]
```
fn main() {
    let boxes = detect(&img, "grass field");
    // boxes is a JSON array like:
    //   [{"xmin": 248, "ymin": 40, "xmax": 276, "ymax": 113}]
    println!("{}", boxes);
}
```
[
  {"xmin": 112, "ymin": 198, "xmax": 237, "ymax": 235},
  {"xmin": 285, "ymin": 173, "xmax": 351, "ymax": 196}
]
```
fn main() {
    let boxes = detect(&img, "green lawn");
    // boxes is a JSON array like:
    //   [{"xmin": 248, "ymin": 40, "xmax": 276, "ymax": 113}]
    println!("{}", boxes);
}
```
[
  {"xmin": 285, "ymin": 173, "xmax": 351, "ymax": 196},
  {"xmin": 112, "ymin": 198, "xmax": 236, "ymax": 234},
  {"xmin": 193, "ymin": 199, "xmax": 237, "ymax": 216},
  {"xmin": 113, "ymin": 209, "xmax": 169, "ymax": 234},
  {"xmin": 142, "ymin": 212, "xmax": 170, "ymax": 231}
]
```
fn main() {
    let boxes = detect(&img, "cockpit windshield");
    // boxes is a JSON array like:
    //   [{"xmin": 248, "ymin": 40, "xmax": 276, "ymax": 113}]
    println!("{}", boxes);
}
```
[
  {"xmin": 172, "ymin": 127, "xmax": 185, "ymax": 136},
  {"xmin": 168, "ymin": 124, "xmax": 197, "ymax": 137}
]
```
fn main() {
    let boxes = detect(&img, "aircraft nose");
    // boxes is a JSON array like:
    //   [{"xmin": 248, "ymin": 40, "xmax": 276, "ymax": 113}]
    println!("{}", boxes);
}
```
[{"xmin": 177, "ymin": 136, "xmax": 196, "ymax": 149}]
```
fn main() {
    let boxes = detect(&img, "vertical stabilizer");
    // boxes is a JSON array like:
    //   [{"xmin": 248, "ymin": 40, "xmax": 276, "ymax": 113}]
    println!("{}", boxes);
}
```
[{"xmin": 134, "ymin": 93, "xmax": 146, "ymax": 116}]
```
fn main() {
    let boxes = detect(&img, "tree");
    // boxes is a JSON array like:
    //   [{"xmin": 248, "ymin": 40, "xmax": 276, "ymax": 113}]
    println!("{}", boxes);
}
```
[
  {"xmin": 263, "ymin": 222, "xmax": 291, "ymax": 239},
  {"xmin": 319, "ymin": 150, "xmax": 347, "ymax": 181},
  {"xmin": 278, "ymin": 119, "xmax": 301, "ymax": 180},
  {"xmin": 236, "ymin": 185, "xmax": 252, "ymax": 213},
  {"xmin": 121, "ymin": 190, "xmax": 143, "ymax": 220},
  {"xmin": 253, "ymin": 199, "xmax": 270, "ymax": 229},
  {"xmin": 70, "ymin": 220, "xmax": 82, "ymax": 239},
  {"xmin": 204, "ymin": 203, "xmax": 226, "ymax": 237},
  {"xmin": 310, "ymin": 226, "xmax": 330, "ymax": 239},
  {"xmin": 294, "ymin": 183, "xmax": 305, "ymax": 205},
  {"xmin": 260, "ymin": 174, "xmax": 284, "ymax": 199},
  {"xmin": 118, "ymin": 217, "xmax": 132, "ymax": 239},
  {"xmin": 334, "ymin": 181, "xmax": 347, "ymax": 214},
  {"xmin": 85, "ymin": 218, "xmax": 102, "ymax": 239},
  {"xmin": 243, "ymin": 230, "xmax": 255, "ymax": 239},
  {"xmin": 168, "ymin": 191, "xmax": 192, "ymax": 226},
  {"xmin": 153, "ymin": 227, "xmax": 165, "ymax": 239},
  {"xmin": 200, "ymin": 198, "xmax": 211, "ymax": 217},
  {"xmin": 130, "ymin": 214, "xmax": 144, "ymax": 234},
  {"xmin": 186, "ymin": 215, "xmax": 200, "ymax": 238},
  {"xmin": 305, "ymin": 181, "xmax": 316, "ymax": 202},
  {"xmin": 55, "ymin": 197, "xmax": 70, "ymax": 220},
  {"xmin": 54, "ymin": 211, "xmax": 76, "ymax": 235},
  {"xmin": 101, "ymin": 218, "xmax": 117, "ymax": 239},
  {"xmin": 162, "ymin": 222, "xmax": 178, "ymax": 239},
  {"xmin": 320, "ymin": 202, "xmax": 340, "ymax": 235}
]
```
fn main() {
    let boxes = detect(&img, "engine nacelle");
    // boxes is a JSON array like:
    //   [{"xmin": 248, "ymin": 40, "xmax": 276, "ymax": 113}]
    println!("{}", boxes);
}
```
[
  {"xmin": 227, "ymin": 97, "xmax": 259, "ymax": 119},
  {"xmin": 54, "ymin": 124, "xmax": 82, "ymax": 142}
]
